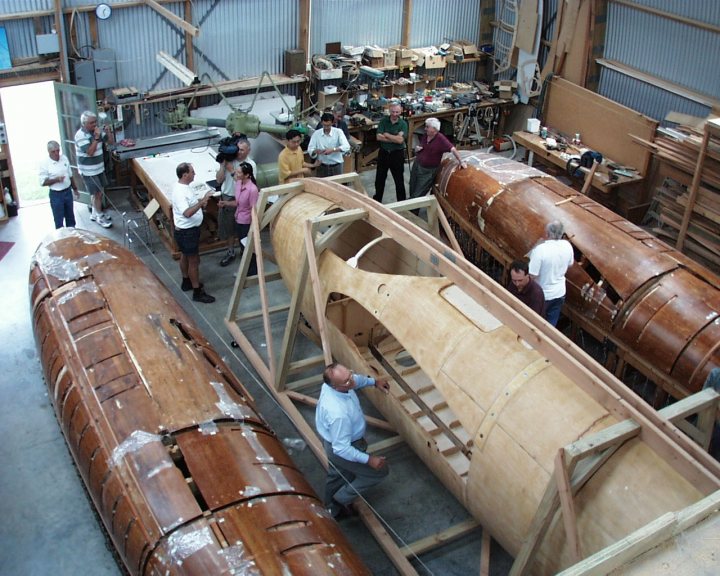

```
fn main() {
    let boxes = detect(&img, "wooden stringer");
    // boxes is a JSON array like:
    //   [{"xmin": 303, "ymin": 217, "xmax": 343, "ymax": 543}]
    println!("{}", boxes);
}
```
[{"xmin": 510, "ymin": 387, "xmax": 720, "ymax": 576}]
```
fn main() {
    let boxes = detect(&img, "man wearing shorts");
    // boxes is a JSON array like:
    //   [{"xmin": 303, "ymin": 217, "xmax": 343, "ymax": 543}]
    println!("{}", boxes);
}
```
[
  {"xmin": 172, "ymin": 162, "xmax": 215, "ymax": 303},
  {"xmin": 74, "ymin": 110, "xmax": 114, "ymax": 228}
]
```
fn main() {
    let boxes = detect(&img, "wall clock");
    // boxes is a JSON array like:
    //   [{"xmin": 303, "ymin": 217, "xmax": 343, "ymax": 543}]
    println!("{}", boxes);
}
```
[{"xmin": 95, "ymin": 3, "xmax": 112, "ymax": 20}]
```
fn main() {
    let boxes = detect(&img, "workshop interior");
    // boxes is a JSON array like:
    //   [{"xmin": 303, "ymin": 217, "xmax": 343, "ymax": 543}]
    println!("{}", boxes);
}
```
[{"xmin": 1, "ymin": 2, "xmax": 719, "ymax": 576}]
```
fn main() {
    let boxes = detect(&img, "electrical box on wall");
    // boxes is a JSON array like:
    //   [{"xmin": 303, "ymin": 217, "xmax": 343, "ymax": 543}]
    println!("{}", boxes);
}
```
[
  {"xmin": 73, "ymin": 48, "xmax": 117, "ymax": 89},
  {"xmin": 36, "ymin": 33, "xmax": 59, "ymax": 55}
]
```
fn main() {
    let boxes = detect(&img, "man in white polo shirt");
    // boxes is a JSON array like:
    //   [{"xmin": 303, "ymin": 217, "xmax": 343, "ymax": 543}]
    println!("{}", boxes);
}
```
[{"xmin": 39, "ymin": 140, "xmax": 78, "ymax": 228}]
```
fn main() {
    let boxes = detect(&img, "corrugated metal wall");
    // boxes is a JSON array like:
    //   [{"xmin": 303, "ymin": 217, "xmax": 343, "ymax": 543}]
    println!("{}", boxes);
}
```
[
  {"xmin": 599, "ymin": 0, "xmax": 720, "ymax": 121},
  {"xmin": 310, "ymin": 0, "xmax": 403, "ymax": 55},
  {"xmin": 411, "ymin": 0, "xmax": 480, "ymax": 47}
]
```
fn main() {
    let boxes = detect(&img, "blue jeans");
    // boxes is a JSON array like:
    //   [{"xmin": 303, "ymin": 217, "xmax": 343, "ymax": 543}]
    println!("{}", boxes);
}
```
[
  {"xmin": 544, "ymin": 296, "xmax": 565, "ymax": 327},
  {"xmin": 49, "ymin": 188, "xmax": 76, "ymax": 229}
]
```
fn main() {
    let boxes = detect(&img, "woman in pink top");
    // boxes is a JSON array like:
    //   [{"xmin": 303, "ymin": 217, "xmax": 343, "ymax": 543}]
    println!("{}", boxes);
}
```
[{"xmin": 217, "ymin": 162, "xmax": 259, "ymax": 274}]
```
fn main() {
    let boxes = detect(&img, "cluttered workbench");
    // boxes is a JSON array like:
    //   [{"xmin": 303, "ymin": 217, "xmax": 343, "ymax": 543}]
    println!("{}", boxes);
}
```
[
  {"xmin": 343, "ymin": 89, "xmax": 513, "ymax": 171},
  {"xmin": 513, "ymin": 130, "xmax": 645, "ymax": 193},
  {"xmin": 511, "ymin": 77, "xmax": 658, "ymax": 218}
]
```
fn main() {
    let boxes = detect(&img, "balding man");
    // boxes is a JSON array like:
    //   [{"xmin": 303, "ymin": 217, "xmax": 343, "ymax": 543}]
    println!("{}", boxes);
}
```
[
  {"xmin": 39, "ymin": 141, "xmax": 78, "ymax": 228},
  {"xmin": 315, "ymin": 362, "xmax": 390, "ymax": 519}
]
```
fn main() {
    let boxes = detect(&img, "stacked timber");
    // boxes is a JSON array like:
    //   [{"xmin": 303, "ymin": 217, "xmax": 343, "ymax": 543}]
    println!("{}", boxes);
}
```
[
  {"xmin": 651, "ymin": 177, "xmax": 720, "ymax": 272},
  {"xmin": 633, "ymin": 125, "xmax": 720, "ymax": 273}
]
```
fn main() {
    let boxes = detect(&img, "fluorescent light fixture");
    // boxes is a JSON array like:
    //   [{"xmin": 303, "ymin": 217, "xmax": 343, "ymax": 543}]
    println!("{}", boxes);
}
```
[{"xmin": 156, "ymin": 51, "xmax": 199, "ymax": 86}]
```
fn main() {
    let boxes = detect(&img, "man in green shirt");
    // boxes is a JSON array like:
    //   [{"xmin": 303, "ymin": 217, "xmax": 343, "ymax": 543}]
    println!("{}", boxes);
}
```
[{"xmin": 374, "ymin": 103, "xmax": 408, "ymax": 203}]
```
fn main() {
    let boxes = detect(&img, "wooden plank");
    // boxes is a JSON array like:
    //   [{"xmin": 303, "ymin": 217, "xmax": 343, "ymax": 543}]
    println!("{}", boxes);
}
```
[
  {"xmin": 401, "ymin": 518, "xmax": 480, "ymax": 557},
  {"xmin": 480, "ymin": 528, "xmax": 491, "ymax": 576},
  {"xmin": 557, "ymin": 512, "xmax": 676, "ymax": 575},
  {"xmin": 544, "ymin": 77, "xmax": 657, "ymax": 175},
  {"xmin": 355, "ymin": 499, "xmax": 419, "ymax": 576},
  {"xmin": 367, "ymin": 435, "xmax": 404, "ymax": 454},
  {"xmin": 611, "ymin": 0, "xmax": 720, "ymax": 35},
  {"xmin": 598, "ymin": 58, "xmax": 720, "ymax": 110},
  {"xmin": 555, "ymin": 449, "xmax": 581, "ymax": 564},
  {"xmin": 677, "ymin": 125, "xmax": 712, "ymax": 251},
  {"xmin": 143, "ymin": 0, "xmax": 199, "ymax": 37}
]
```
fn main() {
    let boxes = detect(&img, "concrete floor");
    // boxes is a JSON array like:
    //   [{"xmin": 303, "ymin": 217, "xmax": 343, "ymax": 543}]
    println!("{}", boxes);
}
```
[{"xmin": 0, "ymin": 170, "xmax": 514, "ymax": 575}]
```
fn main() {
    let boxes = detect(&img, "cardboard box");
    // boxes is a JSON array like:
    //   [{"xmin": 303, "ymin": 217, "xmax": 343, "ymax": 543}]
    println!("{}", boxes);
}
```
[
  {"xmin": 455, "ymin": 40, "xmax": 479, "ymax": 56},
  {"xmin": 313, "ymin": 65, "xmax": 342, "ymax": 80},
  {"xmin": 362, "ymin": 55, "xmax": 384, "ymax": 69},
  {"xmin": 384, "ymin": 50, "xmax": 396, "ymax": 68},
  {"xmin": 364, "ymin": 46, "xmax": 384, "ymax": 58},
  {"xmin": 414, "ymin": 49, "xmax": 446, "ymax": 69},
  {"xmin": 424, "ymin": 54, "xmax": 446, "ymax": 69},
  {"xmin": 390, "ymin": 45, "xmax": 414, "ymax": 68}
]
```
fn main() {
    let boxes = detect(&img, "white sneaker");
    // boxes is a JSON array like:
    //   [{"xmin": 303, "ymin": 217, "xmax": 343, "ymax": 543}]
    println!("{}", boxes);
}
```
[
  {"xmin": 90, "ymin": 213, "xmax": 97, "ymax": 222},
  {"xmin": 97, "ymin": 214, "xmax": 112, "ymax": 228}
]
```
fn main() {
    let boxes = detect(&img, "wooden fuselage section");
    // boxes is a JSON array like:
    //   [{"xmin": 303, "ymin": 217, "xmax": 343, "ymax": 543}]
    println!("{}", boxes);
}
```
[
  {"xmin": 436, "ymin": 153, "xmax": 720, "ymax": 399},
  {"xmin": 268, "ymin": 179, "xmax": 712, "ymax": 574},
  {"xmin": 29, "ymin": 229, "xmax": 369, "ymax": 576}
]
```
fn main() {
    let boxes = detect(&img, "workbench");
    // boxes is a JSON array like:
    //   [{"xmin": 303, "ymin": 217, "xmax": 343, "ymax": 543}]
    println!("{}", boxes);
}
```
[
  {"xmin": 513, "ymin": 130, "xmax": 645, "ymax": 194},
  {"xmin": 350, "ymin": 98, "xmax": 512, "ymax": 171},
  {"xmin": 132, "ymin": 148, "xmax": 225, "ymax": 258}
]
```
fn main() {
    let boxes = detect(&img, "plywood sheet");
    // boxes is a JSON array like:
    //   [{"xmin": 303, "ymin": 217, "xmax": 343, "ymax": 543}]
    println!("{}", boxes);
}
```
[{"xmin": 544, "ymin": 77, "xmax": 658, "ymax": 174}]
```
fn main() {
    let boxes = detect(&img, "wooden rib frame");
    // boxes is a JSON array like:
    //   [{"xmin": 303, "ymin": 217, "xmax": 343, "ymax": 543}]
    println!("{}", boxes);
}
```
[{"xmin": 224, "ymin": 173, "xmax": 720, "ymax": 575}]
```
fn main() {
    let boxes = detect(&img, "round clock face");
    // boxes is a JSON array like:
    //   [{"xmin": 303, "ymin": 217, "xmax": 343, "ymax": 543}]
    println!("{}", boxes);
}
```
[{"xmin": 96, "ymin": 3, "xmax": 112, "ymax": 20}]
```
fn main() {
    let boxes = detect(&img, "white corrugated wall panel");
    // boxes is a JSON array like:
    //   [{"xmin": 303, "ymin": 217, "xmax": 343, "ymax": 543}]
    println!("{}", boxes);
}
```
[
  {"xmin": 0, "ymin": 0, "xmax": 53, "ymax": 13},
  {"xmin": 605, "ymin": 3, "xmax": 720, "ymax": 98},
  {"xmin": 599, "ymin": 67, "xmax": 712, "ymax": 124},
  {"xmin": 601, "ymin": 1, "xmax": 719, "ymax": 124},
  {"xmin": 194, "ymin": 0, "xmax": 298, "ymax": 81},
  {"xmin": 411, "ymin": 0, "xmax": 480, "ymax": 47},
  {"xmin": 311, "ymin": 0, "xmax": 403, "ymax": 55},
  {"xmin": 1, "ymin": 18, "xmax": 49, "ymax": 60}
]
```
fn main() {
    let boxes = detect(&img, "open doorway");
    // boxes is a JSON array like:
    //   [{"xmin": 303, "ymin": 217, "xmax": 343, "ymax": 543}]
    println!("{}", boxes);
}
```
[{"xmin": 0, "ymin": 81, "xmax": 59, "ymax": 205}]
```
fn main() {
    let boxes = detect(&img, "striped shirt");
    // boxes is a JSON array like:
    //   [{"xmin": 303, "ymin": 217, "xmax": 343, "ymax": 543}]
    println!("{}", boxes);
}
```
[{"xmin": 74, "ymin": 128, "xmax": 106, "ymax": 176}]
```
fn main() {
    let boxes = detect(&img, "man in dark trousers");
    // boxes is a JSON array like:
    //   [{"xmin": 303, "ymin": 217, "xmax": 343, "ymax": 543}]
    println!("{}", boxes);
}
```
[
  {"xmin": 373, "ymin": 103, "xmax": 408, "ymax": 203},
  {"xmin": 315, "ymin": 362, "xmax": 390, "ymax": 518}
]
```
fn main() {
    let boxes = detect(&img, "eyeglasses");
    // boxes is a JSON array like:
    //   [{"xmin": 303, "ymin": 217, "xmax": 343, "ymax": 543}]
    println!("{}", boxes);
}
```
[{"xmin": 335, "ymin": 370, "xmax": 354, "ymax": 388}]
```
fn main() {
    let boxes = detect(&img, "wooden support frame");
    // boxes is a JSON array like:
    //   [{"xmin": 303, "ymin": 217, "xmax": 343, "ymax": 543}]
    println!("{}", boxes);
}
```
[
  {"xmin": 510, "ymin": 387, "xmax": 720, "ymax": 576},
  {"xmin": 223, "ymin": 174, "xmax": 483, "ymax": 575},
  {"xmin": 225, "ymin": 174, "xmax": 720, "ymax": 575}
]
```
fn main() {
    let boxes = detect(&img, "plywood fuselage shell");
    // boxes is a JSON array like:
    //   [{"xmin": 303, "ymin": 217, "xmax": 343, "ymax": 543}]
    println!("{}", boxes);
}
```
[{"xmin": 270, "ymin": 184, "xmax": 704, "ymax": 574}]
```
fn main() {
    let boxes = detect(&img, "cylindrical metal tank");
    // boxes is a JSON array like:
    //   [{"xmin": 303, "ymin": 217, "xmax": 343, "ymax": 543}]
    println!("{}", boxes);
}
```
[{"xmin": 29, "ymin": 228, "xmax": 369, "ymax": 576}]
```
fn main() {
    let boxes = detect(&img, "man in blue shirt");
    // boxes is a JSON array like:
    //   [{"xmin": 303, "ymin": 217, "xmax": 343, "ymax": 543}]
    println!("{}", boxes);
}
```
[{"xmin": 315, "ymin": 362, "xmax": 390, "ymax": 518}]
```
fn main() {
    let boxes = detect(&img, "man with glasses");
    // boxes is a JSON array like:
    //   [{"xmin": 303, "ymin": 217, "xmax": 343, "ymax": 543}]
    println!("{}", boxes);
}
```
[
  {"xmin": 315, "ymin": 362, "xmax": 390, "ymax": 519},
  {"xmin": 278, "ymin": 128, "xmax": 318, "ymax": 184}
]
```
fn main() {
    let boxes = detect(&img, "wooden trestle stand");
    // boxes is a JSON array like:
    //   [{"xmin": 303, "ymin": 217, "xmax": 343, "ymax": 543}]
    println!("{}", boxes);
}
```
[{"xmin": 224, "ymin": 173, "xmax": 720, "ymax": 575}]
